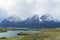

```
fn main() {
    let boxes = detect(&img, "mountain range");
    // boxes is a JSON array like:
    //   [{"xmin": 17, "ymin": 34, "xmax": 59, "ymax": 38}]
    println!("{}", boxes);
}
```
[{"xmin": 0, "ymin": 14, "xmax": 60, "ymax": 28}]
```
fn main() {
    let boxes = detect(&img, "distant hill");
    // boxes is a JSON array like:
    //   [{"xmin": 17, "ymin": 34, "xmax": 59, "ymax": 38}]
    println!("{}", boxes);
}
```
[{"xmin": 0, "ymin": 14, "xmax": 60, "ymax": 28}]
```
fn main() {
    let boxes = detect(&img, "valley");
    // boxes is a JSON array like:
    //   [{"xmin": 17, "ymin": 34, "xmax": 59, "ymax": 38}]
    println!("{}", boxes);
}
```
[{"xmin": 0, "ymin": 28, "xmax": 60, "ymax": 40}]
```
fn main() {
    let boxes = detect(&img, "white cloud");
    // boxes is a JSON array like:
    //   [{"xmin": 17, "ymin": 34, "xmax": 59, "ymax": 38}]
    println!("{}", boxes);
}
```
[
  {"xmin": 53, "ymin": 0, "xmax": 60, "ymax": 2},
  {"xmin": 0, "ymin": 0, "xmax": 60, "ymax": 21},
  {"xmin": 32, "ymin": 9, "xmax": 47, "ymax": 16}
]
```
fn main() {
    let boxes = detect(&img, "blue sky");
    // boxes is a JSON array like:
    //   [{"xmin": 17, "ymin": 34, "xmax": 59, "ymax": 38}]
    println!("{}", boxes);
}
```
[{"xmin": 0, "ymin": 0, "xmax": 60, "ymax": 22}]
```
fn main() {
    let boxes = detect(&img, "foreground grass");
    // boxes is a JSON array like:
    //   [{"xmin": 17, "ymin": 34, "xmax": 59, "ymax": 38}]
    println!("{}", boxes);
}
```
[{"xmin": 0, "ymin": 28, "xmax": 60, "ymax": 40}]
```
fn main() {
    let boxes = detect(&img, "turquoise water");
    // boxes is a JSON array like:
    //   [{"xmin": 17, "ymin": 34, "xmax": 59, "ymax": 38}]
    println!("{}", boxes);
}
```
[{"xmin": 0, "ymin": 30, "xmax": 40, "ymax": 38}]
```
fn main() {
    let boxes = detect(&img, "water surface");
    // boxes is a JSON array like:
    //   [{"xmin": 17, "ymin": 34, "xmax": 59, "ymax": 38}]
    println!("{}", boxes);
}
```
[{"xmin": 0, "ymin": 30, "xmax": 40, "ymax": 38}]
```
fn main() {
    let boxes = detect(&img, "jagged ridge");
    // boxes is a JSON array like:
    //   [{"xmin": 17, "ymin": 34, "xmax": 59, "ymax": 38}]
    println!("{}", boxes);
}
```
[{"xmin": 0, "ymin": 14, "xmax": 60, "ymax": 28}]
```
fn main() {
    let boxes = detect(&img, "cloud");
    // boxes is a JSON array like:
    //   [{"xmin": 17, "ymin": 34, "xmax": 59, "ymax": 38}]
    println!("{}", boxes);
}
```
[
  {"xmin": 0, "ymin": 8, "xmax": 8, "ymax": 22},
  {"xmin": 0, "ymin": 0, "xmax": 60, "ymax": 21}
]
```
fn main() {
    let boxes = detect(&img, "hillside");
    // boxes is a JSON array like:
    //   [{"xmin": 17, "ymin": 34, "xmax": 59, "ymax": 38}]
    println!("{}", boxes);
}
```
[{"xmin": 0, "ymin": 14, "xmax": 60, "ymax": 28}]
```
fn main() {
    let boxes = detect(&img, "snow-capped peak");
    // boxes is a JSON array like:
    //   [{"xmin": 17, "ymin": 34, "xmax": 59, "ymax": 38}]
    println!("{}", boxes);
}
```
[
  {"xmin": 40, "ymin": 14, "xmax": 54, "ymax": 21},
  {"xmin": 26, "ymin": 14, "xmax": 42, "ymax": 22},
  {"xmin": 6, "ymin": 15, "xmax": 21, "ymax": 22},
  {"xmin": 32, "ymin": 14, "xmax": 39, "ymax": 19},
  {"xmin": 30, "ymin": 14, "xmax": 59, "ymax": 22}
]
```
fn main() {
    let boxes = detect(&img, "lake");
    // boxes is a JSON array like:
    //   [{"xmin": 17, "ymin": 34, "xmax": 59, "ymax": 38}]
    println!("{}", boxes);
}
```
[{"xmin": 0, "ymin": 30, "xmax": 40, "ymax": 38}]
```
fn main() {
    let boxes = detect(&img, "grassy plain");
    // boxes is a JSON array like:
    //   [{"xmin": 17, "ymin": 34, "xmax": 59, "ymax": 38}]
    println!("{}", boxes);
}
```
[{"xmin": 0, "ymin": 28, "xmax": 60, "ymax": 40}]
